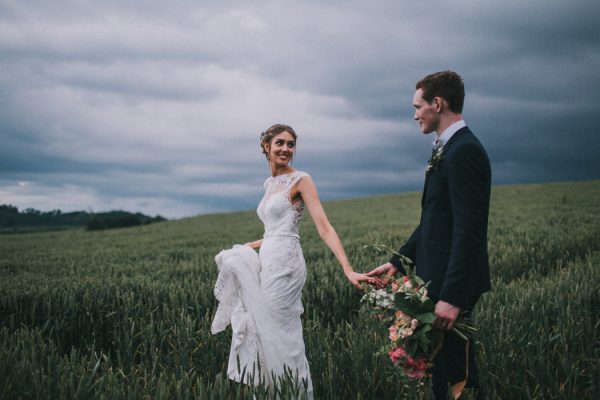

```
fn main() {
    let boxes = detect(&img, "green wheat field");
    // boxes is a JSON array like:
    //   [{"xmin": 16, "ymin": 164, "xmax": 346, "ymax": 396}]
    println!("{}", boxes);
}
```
[{"xmin": 1, "ymin": 180, "xmax": 599, "ymax": 399}]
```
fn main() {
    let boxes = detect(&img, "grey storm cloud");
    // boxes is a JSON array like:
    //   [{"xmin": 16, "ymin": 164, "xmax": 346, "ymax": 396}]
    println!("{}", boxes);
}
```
[{"xmin": 1, "ymin": 0, "xmax": 599, "ymax": 218}]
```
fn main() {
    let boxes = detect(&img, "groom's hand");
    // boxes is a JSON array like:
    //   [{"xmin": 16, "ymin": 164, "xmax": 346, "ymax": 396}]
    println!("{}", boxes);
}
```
[
  {"xmin": 366, "ymin": 262, "xmax": 398, "ymax": 288},
  {"xmin": 345, "ymin": 271, "xmax": 375, "ymax": 290},
  {"xmin": 434, "ymin": 300, "xmax": 460, "ymax": 331}
]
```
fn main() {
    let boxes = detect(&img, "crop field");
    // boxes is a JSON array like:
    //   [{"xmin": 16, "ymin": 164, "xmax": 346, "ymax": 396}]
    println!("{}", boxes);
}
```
[{"xmin": 1, "ymin": 180, "xmax": 599, "ymax": 399}]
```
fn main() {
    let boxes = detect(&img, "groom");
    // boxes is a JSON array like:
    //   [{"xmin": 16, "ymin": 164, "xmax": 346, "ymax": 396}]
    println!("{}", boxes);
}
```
[{"xmin": 368, "ymin": 71, "xmax": 491, "ymax": 399}]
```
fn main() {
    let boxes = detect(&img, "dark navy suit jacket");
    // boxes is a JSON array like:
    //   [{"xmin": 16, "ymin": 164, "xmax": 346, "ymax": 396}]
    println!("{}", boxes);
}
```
[{"xmin": 390, "ymin": 127, "xmax": 491, "ymax": 308}]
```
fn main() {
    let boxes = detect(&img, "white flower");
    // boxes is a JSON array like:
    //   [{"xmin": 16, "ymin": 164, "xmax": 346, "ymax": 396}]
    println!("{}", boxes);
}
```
[{"xmin": 372, "ymin": 289, "xmax": 394, "ymax": 309}]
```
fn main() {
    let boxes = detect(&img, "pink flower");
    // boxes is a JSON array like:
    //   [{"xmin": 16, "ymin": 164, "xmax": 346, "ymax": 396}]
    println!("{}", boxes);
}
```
[
  {"xmin": 404, "ymin": 367, "xmax": 426, "ymax": 379},
  {"xmin": 410, "ymin": 318, "xmax": 419, "ymax": 330},
  {"xmin": 388, "ymin": 346, "xmax": 406, "ymax": 364},
  {"xmin": 403, "ymin": 356, "xmax": 428, "ymax": 379},
  {"xmin": 388, "ymin": 325, "xmax": 399, "ymax": 341},
  {"xmin": 391, "ymin": 281, "xmax": 399, "ymax": 292}
]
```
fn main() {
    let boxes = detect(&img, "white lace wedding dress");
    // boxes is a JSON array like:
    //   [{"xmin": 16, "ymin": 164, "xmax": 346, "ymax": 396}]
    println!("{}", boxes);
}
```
[{"xmin": 212, "ymin": 171, "xmax": 313, "ymax": 399}]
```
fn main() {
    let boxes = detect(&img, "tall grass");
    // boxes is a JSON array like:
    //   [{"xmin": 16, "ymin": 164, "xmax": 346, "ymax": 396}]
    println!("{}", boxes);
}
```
[{"xmin": 1, "ymin": 180, "xmax": 599, "ymax": 399}]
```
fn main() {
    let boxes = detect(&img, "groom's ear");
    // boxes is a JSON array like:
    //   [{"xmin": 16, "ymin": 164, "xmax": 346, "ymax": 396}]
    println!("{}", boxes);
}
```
[
  {"xmin": 431, "ymin": 96, "xmax": 444, "ymax": 114},
  {"xmin": 432, "ymin": 96, "xmax": 446, "ymax": 113}
]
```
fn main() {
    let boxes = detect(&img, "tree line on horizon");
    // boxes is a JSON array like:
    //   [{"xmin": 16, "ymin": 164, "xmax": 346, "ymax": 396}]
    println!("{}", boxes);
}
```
[{"xmin": 0, "ymin": 204, "xmax": 166, "ymax": 232}]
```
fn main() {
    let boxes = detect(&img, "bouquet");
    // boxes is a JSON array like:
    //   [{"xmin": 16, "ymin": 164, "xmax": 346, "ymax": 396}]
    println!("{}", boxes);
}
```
[{"xmin": 361, "ymin": 245, "xmax": 475, "ymax": 380}]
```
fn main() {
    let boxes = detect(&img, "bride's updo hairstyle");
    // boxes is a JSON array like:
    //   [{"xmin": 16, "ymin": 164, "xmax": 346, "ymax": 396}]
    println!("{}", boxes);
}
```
[{"xmin": 260, "ymin": 124, "xmax": 297, "ymax": 160}]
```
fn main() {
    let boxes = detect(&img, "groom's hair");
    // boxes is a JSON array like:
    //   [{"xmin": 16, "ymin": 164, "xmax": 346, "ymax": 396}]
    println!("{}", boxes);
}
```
[{"xmin": 416, "ymin": 71, "xmax": 465, "ymax": 114}]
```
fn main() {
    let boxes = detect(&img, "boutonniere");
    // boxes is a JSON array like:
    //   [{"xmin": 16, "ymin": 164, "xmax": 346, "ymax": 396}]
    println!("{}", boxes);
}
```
[{"xmin": 425, "ymin": 145, "xmax": 444, "ymax": 175}]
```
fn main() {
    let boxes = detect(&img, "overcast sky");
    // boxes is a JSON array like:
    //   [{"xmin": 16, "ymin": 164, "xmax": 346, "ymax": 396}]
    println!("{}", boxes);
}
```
[{"xmin": 1, "ymin": 1, "xmax": 599, "ymax": 219}]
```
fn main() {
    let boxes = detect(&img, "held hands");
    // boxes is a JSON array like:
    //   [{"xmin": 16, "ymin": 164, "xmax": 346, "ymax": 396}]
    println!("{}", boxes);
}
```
[
  {"xmin": 434, "ymin": 300, "xmax": 460, "ymax": 331},
  {"xmin": 365, "ymin": 262, "xmax": 398, "ymax": 288}
]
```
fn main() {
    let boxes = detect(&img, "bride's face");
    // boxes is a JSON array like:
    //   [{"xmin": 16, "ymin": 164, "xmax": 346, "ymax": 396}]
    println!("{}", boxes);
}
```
[{"xmin": 266, "ymin": 131, "xmax": 296, "ymax": 166}]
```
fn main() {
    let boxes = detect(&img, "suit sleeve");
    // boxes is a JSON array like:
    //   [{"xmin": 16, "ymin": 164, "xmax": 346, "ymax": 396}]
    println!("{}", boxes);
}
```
[
  {"xmin": 439, "ymin": 143, "xmax": 490, "ymax": 308},
  {"xmin": 389, "ymin": 224, "xmax": 420, "ymax": 272}
]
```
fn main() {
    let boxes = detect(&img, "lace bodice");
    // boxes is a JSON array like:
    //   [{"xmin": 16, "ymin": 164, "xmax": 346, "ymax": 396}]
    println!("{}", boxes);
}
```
[{"xmin": 257, "ymin": 171, "xmax": 309, "ymax": 239}]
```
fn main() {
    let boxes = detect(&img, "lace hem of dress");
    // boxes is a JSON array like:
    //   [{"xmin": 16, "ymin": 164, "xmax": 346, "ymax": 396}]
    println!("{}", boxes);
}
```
[{"xmin": 211, "ymin": 245, "xmax": 267, "ymax": 384}]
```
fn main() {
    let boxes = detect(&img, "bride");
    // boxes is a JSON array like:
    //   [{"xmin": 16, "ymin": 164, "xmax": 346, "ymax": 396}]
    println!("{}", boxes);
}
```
[{"xmin": 211, "ymin": 124, "xmax": 371, "ymax": 399}]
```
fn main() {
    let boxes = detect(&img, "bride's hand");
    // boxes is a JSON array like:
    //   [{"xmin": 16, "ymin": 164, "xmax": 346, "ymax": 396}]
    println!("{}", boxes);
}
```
[{"xmin": 244, "ymin": 239, "xmax": 262, "ymax": 249}]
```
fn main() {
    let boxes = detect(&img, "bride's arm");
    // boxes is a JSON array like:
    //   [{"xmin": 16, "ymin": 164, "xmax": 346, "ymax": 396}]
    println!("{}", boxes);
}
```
[
  {"xmin": 244, "ymin": 239, "xmax": 262, "ymax": 249},
  {"xmin": 294, "ymin": 177, "xmax": 370, "ymax": 290}
]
